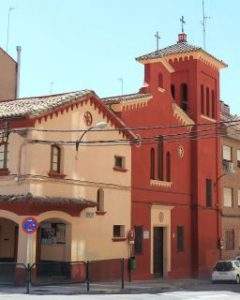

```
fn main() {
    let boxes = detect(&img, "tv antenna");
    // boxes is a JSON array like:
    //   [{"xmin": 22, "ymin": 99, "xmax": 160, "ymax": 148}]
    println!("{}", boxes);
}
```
[
  {"xmin": 6, "ymin": 7, "xmax": 15, "ymax": 52},
  {"xmin": 118, "ymin": 78, "xmax": 123, "ymax": 95},
  {"xmin": 154, "ymin": 31, "xmax": 161, "ymax": 51},
  {"xmin": 201, "ymin": 0, "xmax": 211, "ymax": 49}
]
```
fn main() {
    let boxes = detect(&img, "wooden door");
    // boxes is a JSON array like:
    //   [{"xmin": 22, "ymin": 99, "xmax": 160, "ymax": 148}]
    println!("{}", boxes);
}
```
[{"xmin": 153, "ymin": 227, "xmax": 164, "ymax": 276}]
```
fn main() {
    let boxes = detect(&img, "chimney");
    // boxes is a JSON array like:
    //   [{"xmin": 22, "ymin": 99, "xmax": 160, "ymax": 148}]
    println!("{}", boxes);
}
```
[
  {"xmin": 177, "ymin": 33, "xmax": 187, "ymax": 43},
  {"xmin": 16, "ymin": 46, "xmax": 22, "ymax": 98}
]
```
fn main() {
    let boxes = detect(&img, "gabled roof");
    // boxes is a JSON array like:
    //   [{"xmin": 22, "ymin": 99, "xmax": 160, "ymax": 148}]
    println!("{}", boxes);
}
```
[
  {"xmin": 0, "ymin": 90, "xmax": 91, "ymax": 119},
  {"xmin": 136, "ymin": 41, "xmax": 227, "ymax": 68},
  {"xmin": 102, "ymin": 92, "xmax": 152, "ymax": 104},
  {"xmin": 0, "ymin": 90, "xmax": 136, "ymax": 140}
]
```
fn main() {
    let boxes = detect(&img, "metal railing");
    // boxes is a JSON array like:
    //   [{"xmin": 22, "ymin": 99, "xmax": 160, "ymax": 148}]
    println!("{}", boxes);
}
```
[{"xmin": 0, "ymin": 258, "xmax": 126, "ymax": 294}]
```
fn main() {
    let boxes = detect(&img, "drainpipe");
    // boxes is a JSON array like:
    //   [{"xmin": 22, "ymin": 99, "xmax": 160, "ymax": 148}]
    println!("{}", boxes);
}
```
[{"xmin": 16, "ymin": 46, "xmax": 22, "ymax": 98}]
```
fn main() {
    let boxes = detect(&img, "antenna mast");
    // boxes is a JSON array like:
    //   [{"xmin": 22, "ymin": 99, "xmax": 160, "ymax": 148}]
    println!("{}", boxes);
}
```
[
  {"xmin": 201, "ymin": 0, "xmax": 210, "ymax": 49},
  {"xmin": 6, "ymin": 7, "xmax": 14, "ymax": 52}
]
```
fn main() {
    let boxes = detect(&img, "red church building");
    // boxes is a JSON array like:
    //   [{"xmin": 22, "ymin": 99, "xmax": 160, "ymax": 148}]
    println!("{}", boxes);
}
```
[{"xmin": 103, "ymin": 31, "xmax": 227, "ymax": 279}]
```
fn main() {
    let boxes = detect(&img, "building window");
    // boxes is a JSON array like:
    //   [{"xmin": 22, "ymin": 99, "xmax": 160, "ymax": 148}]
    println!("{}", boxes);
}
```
[
  {"xmin": 211, "ymin": 90, "xmax": 215, "ymax": 119},
  {"xmin": 206, "ymin": 179, "xmax": 212, "ymax": 207},
  {"xmin": 177, "ymin": 226, "xmax": 184, "ymax": 252},
  {"xmin": 158, "ymin": 137, "xmax": 164, "ymax": 181},
  {"xmin": 171, "ymin": 84, "xmax": 175, "ymax": 99},
  {"xmin": 150, "ymin": 148, "xmax": 155, "ymax": 179},
  {"xmin": 223, "ymin": 145, "xmax": 232, "ymax": 162},
  {"xmin": 145, "ymin": 64, "xmax": 150, "ymax": 83},
  {"xmin": 166, "ymin": 152, "xmax": 171, "ymax": 182},
  {"xmin": 158, "ymin": 73, "xmax": 163, "ymax": 88},
  {"xmin": 97, "ymin": 188, "xmax": 104, "ymax": 212},
  {"xmin": 237, "ymin": 150, "xmax": 240, "ymax": 168},
  {"xmin": 206, "ymin": 87, "xmax": 210, "ymax": 116},
  {"xmin": 41, "ymin": 222, "xmax": 66, "ymax": 245},
  {"xmin": 180, "ymin": 83, "xmax": 188, "ymax": 112},
  {"xmin": 134, "ymin": 226, "xmax": 143, "ymax": 255},
  {"xmin": 225, "ymin": 229, "xmax": 235, "ymax": 250},
  {"xmin": 50, "ymin": 145, "xmax": 61, "ymax": 173},
  {"xmin": 0, "ymin": 143, "xmax": 8, "ymax": 169},
  {"xmin": 201, "ymin": 84, "xmax": 205, "ymax": 115},
  {"xmin": 223, "ymin": 187, "xmax": 233, "ymax": 207},
  {"xmin": 113, "ymin": 225, "xmax": 125, "ymax": 238},
  {"xmin": 114, "ymin": 155, "xmax": 125, "ymax": 170}
]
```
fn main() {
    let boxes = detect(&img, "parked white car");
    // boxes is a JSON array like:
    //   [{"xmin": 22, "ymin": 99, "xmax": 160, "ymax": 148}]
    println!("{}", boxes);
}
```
[{"xmin": 212, "ymin": 260, "xmax": 240, "ymax": 283}]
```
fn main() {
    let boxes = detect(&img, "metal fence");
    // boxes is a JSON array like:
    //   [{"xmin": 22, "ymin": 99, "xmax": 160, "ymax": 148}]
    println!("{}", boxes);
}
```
[
  {"xmin": 0, "ymin": 258, "xmax": 126, "ymax": 294},
  {"xmin": 0, "ymin": 262, "xmax": 28, "ymax": 287}
]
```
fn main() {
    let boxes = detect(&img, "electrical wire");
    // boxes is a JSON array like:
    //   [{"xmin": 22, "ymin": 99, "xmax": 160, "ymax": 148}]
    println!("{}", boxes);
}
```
[{"xmin": 6, "ymin": 118, "xmax": 240, "ymax": 134}]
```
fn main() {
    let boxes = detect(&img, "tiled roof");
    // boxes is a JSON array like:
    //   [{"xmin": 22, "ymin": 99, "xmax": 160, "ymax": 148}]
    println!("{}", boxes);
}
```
[
  {"xmin": 136, "ymin": 41, "xmax": 227, "ymax": 67},
  {"xmin": 136, "ymin": 42, "xmax": 200, "ymax": 61},
  {"xmin": 0, "ymin": 193, "xmax": 96, "ymax": 207},
  {"xmin": 0, "ymin": 90, "xmax": 92, "ymax": 119},
  {"xmin": 102, "ymin": 92, "xmax": 151, "ymax": 104}
]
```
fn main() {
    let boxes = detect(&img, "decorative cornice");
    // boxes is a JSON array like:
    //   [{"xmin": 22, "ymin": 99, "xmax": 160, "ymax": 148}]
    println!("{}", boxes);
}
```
[
  {"xmin": 150, "ymin": 179, "xmax": 172, "ymax": 188},
  {"xmin": 172, "ymin": 103, "xmax": 195, "ymax": 126}
]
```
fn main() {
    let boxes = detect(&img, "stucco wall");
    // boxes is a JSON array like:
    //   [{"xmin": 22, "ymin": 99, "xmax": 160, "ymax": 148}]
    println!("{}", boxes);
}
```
[{"xmin": 0, "ymin": 100, "xmax": 131, "ymax": 263}]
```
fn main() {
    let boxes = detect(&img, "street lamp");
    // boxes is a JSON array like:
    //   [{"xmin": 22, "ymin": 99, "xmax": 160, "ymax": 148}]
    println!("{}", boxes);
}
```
[{"xmin": 75, "ymin": 121, "xmax": 107, "ymax": 152}]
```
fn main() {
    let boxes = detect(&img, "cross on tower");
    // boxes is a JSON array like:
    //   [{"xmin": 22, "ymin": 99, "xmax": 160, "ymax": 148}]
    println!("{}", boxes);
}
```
[
  {"xmin": 180, "ymin": 16, "xmax": 186, "ymax": 33},
  {"xmin": 154, "ymin": 31, "xmax": 161, "ymax": 51}
]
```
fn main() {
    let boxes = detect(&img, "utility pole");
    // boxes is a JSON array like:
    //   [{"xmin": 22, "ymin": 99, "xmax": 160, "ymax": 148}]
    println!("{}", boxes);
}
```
[
  {"xmin": 201, "ymin": 0, "xmax": 210, "ymax": 49},
  {"xmin": 6, "ymin": 7, "xmax": 14, "ymax": 52}
]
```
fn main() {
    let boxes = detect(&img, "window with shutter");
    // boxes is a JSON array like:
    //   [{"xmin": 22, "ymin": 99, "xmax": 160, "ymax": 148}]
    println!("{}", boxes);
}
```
[
  {"xmin": 225, "ymin": 230, "xmax": 235, "ymax": 250},
  {"xmin": 177, "ymin": 226, "xmax": 184, "ymax": 252},
  {"xmin": 206, "ymin": 179, "xmax": 212, "ymax": 207},
  {"xmin": 134, "ymin": 226, "xmax": 143, "ymax": 255},
  {"xmin": 223, "ymin": 145, "xmax": 232, "ymax": 161},
  {"xmin": 0, "ymin": 143, "xmax": 7, "ymax": 169},
  {"xmin": 223, "ymin": 188, "xmax": 233, "ymax": 207},
  {"xmin": 237, "ymin": 150, "xmax": 240, "ymax": 167}
]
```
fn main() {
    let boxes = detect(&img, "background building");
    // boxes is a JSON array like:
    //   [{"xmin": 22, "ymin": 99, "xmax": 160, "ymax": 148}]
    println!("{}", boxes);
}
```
[
  {"xmin": 0, "ymin": 47, "xmax": 19, "ymax": 101},
  {"xmin": 221, "ymin": 101, "xmax": 240, "ymax": 259}
]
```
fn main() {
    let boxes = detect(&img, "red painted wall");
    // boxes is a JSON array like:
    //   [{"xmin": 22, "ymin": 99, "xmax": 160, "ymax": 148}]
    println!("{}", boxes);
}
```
[{"xmin": 119, "ymin": 50, "xmax": 221, "ymax": 279}]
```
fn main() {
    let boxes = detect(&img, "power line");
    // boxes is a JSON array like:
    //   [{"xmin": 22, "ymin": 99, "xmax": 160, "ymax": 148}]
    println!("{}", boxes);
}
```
[{"xmin": 8, "ymin": 118, "xmax": 240, "ymax": 134}]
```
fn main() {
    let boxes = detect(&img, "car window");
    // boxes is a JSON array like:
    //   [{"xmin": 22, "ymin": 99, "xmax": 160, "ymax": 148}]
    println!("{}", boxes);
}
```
[
  {"xmin": 234, "ymin": 261, "xmax": 240, "ymax": 267},
  {"xmin": 214, "ymin": 261, "xmax": 233, "ymax": 271}
]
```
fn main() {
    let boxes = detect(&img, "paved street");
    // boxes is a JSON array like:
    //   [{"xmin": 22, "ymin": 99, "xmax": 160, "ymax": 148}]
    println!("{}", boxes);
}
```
[
  {"xmin": 0, "ymin": 291, "xmax": 240, "ymax": 300},
  {"xmin": 1, "ymin": 279, "xmax": 240, "ymax": 299}
]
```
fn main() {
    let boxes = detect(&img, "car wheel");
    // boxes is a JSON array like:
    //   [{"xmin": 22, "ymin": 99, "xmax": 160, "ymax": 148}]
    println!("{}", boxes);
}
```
[{"xmin": 236, "ymin": 275, "xmax": 240, "ymax": 284}]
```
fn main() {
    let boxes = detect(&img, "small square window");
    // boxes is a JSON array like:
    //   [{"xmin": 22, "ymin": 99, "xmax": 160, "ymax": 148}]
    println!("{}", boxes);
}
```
[
  {"xmin": 113, "ymin": 225, "xmax": 125, "ymax": 238},
  {"xmin": 114, "ymin": 156, "xmax": 125, "ymax": 169}
]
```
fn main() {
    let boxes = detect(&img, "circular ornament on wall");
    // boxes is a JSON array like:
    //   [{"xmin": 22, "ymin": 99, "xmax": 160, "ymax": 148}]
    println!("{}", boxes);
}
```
[
  {"xmin": 177, "ymin": 145, "xmax": 184, "ymax": 159},
  {"xmin": 84, "ymin": 111, "xmax": 93, "ymax": 126},
  {"xmin": 159, "ymin": 212, "xmax": 164, "ymax": 223}
]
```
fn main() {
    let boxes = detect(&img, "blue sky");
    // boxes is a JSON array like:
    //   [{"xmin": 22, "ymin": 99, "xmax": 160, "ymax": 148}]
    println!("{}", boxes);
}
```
[{"xmin": 0, "ymin": 0, "xmax": 239, "ymax": 113}]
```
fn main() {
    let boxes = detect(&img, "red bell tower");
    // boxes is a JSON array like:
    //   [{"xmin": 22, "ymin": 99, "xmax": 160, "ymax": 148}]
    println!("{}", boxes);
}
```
[{"xmin": 168, "ymin": 33, "xmax": 227, "ymax": 276}]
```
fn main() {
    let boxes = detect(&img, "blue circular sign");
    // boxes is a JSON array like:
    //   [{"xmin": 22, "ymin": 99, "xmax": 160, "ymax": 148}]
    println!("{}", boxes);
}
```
[{"xmin": 22, "ymin": 217, "xmax": 38, "ymax": 234}]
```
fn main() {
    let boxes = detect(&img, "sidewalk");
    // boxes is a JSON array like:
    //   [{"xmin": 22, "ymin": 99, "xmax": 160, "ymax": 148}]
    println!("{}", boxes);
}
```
[{"xmin": 0, "ymin": 278, "xmax": 211, "ymax": 295}]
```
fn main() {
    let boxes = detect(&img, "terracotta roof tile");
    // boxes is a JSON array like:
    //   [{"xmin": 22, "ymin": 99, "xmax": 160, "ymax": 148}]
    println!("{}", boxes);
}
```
[
  {"xmin": 0, "ymin": 90, "xmax": 92, "ymax": 119},
  {"xmin": 136, "ymin": 42, "xmax": 200, "ymax": 61},
  {"xmin": 102, "ymin": 92, "xmax": 151, "ymax": 104}
]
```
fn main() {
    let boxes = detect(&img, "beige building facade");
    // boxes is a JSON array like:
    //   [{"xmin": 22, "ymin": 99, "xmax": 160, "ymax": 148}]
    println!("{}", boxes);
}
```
[
  {"xmin": 0, "ymin": 91, "xmax": 132, "ymax": 267},
  {"xmin": 221, "ymin": 102, "xmax": 240, "ymax": 259}
]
